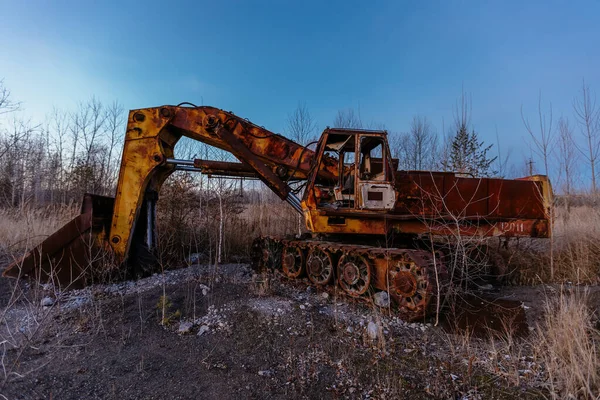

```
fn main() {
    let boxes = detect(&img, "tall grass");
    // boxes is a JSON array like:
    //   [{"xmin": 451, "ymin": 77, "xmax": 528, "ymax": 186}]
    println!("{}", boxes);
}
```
[
  {"xmin": 490, "ymin": 204, "xmax": 600, "ymax": 285},
  {"xmin": 532, "ymin": 288, "xmax": 600, "ymax": 399},
  {"xmin": 0, "ymin": 204, "xmax": 78, "ymax": 257},
  {"xmin": 1, "ymin": 196, "xmax": 599, "ymax": 284},
  {"xmin": 552, "ymin": 205, "xmax": 600, "ymax": 283}
]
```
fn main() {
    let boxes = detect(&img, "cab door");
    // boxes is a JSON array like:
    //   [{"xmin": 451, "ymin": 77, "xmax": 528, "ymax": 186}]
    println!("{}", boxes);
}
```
[{"xmin": 356, "ymin": 135, "xmax": 396, "ymax": 210}]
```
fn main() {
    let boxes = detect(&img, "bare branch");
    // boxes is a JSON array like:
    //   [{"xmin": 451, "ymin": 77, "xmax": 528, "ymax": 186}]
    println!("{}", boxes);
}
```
[
  {"xmin": 0, "ymin": 79, "xmax": 20, "ymax": 115},
  {"xmin": 521, "ymin": 90, "xmax": 554, "ymax": 176},
  {"xmin": 286, "ymin": 102, "xmax": 317, "ymax": 146},
  {"xmin": 333, "ymin": 108, "xmax": 363, "ymax": 129},
  {"xmin": 572, "ymin": 79, "xmax": 600, "ymax": 193}
]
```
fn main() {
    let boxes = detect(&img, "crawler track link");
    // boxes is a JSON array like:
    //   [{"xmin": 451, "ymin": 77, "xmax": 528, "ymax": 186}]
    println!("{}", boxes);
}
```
[{"xmin": 252, "ymin": 236, "xmax": 450, "ymax": 321}]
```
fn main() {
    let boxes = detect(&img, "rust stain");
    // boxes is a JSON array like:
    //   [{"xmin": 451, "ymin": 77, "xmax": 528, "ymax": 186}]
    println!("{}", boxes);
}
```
[{"xmin": 6, "ymin": 105, "xmax": 553, "ymax": 291}]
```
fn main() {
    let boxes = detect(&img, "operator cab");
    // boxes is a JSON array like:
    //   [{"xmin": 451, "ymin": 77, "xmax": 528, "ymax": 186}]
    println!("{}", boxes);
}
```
[{"xmin": 309, "ymin": 128, "xmax": 396, "ymax": 211}]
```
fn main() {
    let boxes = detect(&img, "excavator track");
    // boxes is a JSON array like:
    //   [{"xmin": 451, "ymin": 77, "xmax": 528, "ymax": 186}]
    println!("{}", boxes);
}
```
[{"xmin": 252, "ymin": 236, "xmax": 450, "ymax": 321}]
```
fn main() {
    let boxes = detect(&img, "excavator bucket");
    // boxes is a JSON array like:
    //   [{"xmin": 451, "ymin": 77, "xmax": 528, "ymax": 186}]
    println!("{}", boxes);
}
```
[{"xmin": 2, "ymin": 194, "xmax": 115, "ymax": 289}]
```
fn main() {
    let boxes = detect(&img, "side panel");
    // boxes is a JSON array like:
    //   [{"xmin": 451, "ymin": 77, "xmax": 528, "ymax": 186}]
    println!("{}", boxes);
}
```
[
  {"xmin": 358, "ymin": 182, "xmax": 396, "ymax": 210},
  {"xmin": 304, "ymin": 172, "xmax": 552, "ymax": 238},
  {"xmin": 393, "ymin": 172, "xmax": 550, "ymax": 221}
]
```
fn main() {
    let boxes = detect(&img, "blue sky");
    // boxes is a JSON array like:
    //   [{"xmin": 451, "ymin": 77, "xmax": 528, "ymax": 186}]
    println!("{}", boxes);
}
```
[{"xmin": 1, "ymin": 0, "xmax": 599, "ymax": 171}]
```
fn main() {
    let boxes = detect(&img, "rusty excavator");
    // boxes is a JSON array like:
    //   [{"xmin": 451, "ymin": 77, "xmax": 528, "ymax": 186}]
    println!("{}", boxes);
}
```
[{"xmin": 3, "ymin": 105, "xmax": 552, "ymax": 321}]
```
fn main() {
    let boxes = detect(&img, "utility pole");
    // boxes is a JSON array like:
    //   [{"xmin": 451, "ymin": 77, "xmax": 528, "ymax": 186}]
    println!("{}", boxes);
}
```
[{"xmin": 527, "ymin": 159, "xmax": 535, "ymax": 175}]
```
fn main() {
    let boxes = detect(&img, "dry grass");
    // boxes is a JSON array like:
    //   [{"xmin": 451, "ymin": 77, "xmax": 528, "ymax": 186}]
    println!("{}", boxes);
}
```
[
  {"xmin": 552, "ymin": 205, "xmax": 600, "ymax": 283},
  {"xmin": 532, "ymin": 288, "xmax": 600, "ymax": 399},
  {"xmin": 0, "ymin": 196, "xmax": 599, "ymax": 397},
  {"xmin": 0, "ymin": 193, "xmax": 299, "ymax": 267},
  {"xmin": 0, "ymin": 205, "xmax": 78, "ymax": 256},
  {"xmin": 156, "ymin": 196, "xmax": 300, "ymax": 265},
  {"xmin": 490, "ymin": 204, "xmax": 600, "ymax": 285},
  {"xmin": 1, "ymin": 198, "xmax": 599, "ymax": 285}
]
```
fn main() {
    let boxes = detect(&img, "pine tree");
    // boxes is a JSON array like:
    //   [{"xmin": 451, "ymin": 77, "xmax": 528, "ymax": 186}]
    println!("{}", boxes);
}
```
[{"xmin": 443, "ymin": 123, "xmax": 497, "ymax": 177}]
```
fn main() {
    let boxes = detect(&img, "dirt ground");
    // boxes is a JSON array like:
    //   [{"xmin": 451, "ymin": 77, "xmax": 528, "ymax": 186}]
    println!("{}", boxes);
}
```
[{"xmin": 0, "ymin": 263, "xmax": 598, "ymax": 400}]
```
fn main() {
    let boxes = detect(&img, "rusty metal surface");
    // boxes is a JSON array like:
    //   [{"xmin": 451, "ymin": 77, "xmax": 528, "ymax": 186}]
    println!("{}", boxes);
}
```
[
  {"xmin": 193, "ymin": 159, "xmax": 257, "ymax": 178},
  {"xmin": 5, "ymin": 104, "xmax": 553, "ymax": 291},
  {"xmin": 394, "ymin": 171, "xmax": 549, "ymax": 220},
  {"xmin": 255, "ymin": 237, "xmax": 450, "ymax": 321},
  {"xmin": 303, "ymin": 129, "xmax": 552, "ymax": 239},
  {"xmin": 3, "ymin": 194, "xmax": 114, "ymax": 288},
  {"xmin": 167, "ymin": 106, "xmax": 338, "ymax": 182},
  {"xmin": 281, "ymin": 244, "xmax": 304, "ymax": 279},
  {"xmin": 306, "ymin": 247, "xmax": 334, "ymax": 285}
]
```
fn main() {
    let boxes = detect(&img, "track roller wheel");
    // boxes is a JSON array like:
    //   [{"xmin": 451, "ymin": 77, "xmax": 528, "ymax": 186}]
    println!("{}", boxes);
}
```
[
  {"xmin": 388, "ymin": 252, "xmax": 444, "ymax": 320},
  {"xmin": 306, "ymin": 247, "xmax": 334, "ymax": 285},
  {"xmin": 281, "ymin": 244, "xmax": 304, "ymax": 279},
  {"xmin": 337, "ymin": 252, "xmax": 371, "ymax": 297}
]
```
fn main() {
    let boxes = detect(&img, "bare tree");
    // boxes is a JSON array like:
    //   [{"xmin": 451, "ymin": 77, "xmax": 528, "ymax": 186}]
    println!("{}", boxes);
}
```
[
  {"xmin": 408, "ymin": 116, "xmax": 438, "ymax": 170},
  {"xmin": 389, "ymin": 116, "xmax": 438, "ymax": 170},
  {"xmin": 47, "ymin": 107, "xmax": 70, "ymax": 202},
  {"xmin": 573, "ymin": 79, "xmax": 600, "ymax": 193},
  {"xmin": 556, "ymin": 117, "xmax": 578, "ymax": 199},
  {"xmin": 0, "ymin": 79, "xmax": 20, "ymax": 115},
  {"xmin": 0, "ymin": 80, "xmax": 23, "ymax": 160},
  {"xmin": 103, "ymin": 101, "xmax": 125, "ymax": 191},
  {"xmin": 333, "ymin": 108, "xmax": 363, "ymax": 129},
  {"xmin": 0, "ymin": 118, "xmax": 40, "ymax": 206},
  {"xmin": 388, "ymin": 131, "xmax": 404, "ymax": 159},
  {"xmin": 521, "ymin": 91, "xmax": 556, "ymax": 280},
  {"xmin": 286, "ymin": 102, "xmax": 317, "ymax": 145},
  {"xmin": 494, "ymin": 126, "xmax": 513, "ymax": 178},
  {"xmin": 521, "ymin": 91, "xmax": 554, "ymax": 177}
]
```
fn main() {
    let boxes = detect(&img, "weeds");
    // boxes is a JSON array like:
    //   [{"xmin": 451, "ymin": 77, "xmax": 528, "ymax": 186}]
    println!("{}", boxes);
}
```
[
  {"xmin": 0, "ymin": 205, "xmax": 78, "ymax": 257},
  {"xmin": 251, "ymin": 270, "xmax": 272, "ymax": 297},
  {"xmin": 532, "ymin": 288, "xmax": 600, "ymax": 399},
  {"xmin": 156, "ymin": 294, "xmax": 180, "ymax": 326}
]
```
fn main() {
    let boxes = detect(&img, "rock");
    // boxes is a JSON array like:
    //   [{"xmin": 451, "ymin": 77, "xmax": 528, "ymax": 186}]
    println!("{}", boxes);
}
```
[
  {"xmin": 197, "ymin": 325, "xmax": 210, "ymax": 336},
  {"xmin": 186, "ymin": 253, "xmax": 201, "ymax": 264},
  {"xmin": 346, "ymin": 326, "xmax": 354, "ymax": 333},
  {"xmin": 367, "ymin": 321, "xmax": 379, "ymax": 340},
  {"xmin": 178, "ymin": 321, "xmax": 193, "ymax": 334},
  {"xmin": 40, "ymin": 297, "xmax": 54, "ymax": 307},
  {"xmin": 199, "ymin": 284, "xmax": 210, "ymax": 296},
  {"xmin": 258, "ymin": 369, "xmax": 273, "ymax": 377},
  {"xmin": 299, "ymin": 304, "xmax": 306, "ymax": 310},
  {"xmin": 480, "ymin": 284, "xmax": 494, "ymax": 291},
  {"xmin": 373, "ymin": 291, "xmax": 390, "ymax": 308},
  {"xmin": 321, "ymin": 292, "xmax": 329, "ymax": 300}
]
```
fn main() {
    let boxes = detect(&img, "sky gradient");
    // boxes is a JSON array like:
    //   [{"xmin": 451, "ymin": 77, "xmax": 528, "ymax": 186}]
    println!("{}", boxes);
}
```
[{"xmin": 1, "ymin": 0, "xmax": 599, "ymax": 172}]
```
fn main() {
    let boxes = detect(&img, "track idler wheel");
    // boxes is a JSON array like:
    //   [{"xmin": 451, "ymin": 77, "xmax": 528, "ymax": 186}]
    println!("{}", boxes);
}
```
[
  {"xmin": 281, "ymin": 244, "xmax": 304, "ymax": 279},
  {"xmin": 388, "ymin": 252, "xmax": 445, "ymax": 320},
  {"xmin": 306, "ymin": 247, "xmax": 334, "ymax": 285},
  {"xmin": 337, "ymin": 252, "xmax": 371, "ymax": 297}
]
